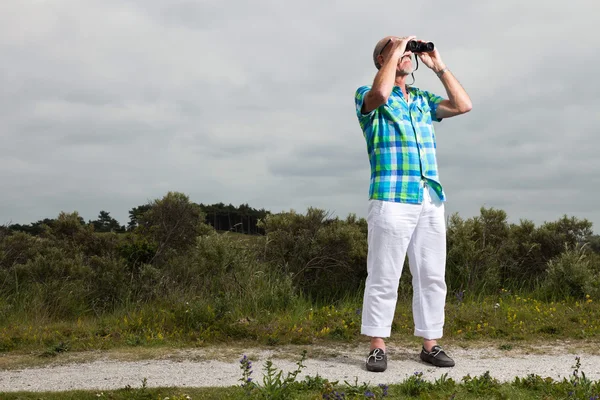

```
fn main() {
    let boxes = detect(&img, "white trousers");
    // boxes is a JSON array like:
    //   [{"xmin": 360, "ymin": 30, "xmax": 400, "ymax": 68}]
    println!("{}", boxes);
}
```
[{"xmin": 361, "ymin": 184, "xmax": 447, "ymax": 339}]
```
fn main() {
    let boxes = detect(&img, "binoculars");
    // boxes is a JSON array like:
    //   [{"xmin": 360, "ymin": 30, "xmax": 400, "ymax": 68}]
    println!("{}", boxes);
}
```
[{"xmin": 406, "ymin": 40, "xmax": 434, "ymax": 53}]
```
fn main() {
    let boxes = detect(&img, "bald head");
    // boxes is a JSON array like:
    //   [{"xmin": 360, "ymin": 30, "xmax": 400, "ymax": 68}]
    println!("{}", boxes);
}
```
[
  {"xmin": 373, "ymin": 36, "xmax": 393, "ymax": 69},
  {"xmin": 371, "ymin": 36, "xmax": 415, "ymax": 77}
]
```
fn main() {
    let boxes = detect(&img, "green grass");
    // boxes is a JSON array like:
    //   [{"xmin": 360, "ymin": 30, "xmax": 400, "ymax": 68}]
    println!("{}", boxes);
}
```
[
  {"xmin": 3, "ymin": 383, "xmax": 598, "ymax": 400},
  {"xmin": 1, "ymin": 291, "xmax": 600, "ymax": 356},
  {"xmin": 1, "ymin": 383, "xmax": 596, "ymax": 399}
]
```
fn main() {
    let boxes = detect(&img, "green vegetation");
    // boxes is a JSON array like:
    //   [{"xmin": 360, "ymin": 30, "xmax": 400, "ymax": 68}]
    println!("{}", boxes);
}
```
[
  {"xmin": 1, "ymin": 192, "xmax": 600, "ymax": 354},
  {"xmin": 2, "ymin": 191, "xmax": 600, "ymax": 398},
  {"xmin": 1, "ymin": 291, "xmax": 600, "ymax": 355}
]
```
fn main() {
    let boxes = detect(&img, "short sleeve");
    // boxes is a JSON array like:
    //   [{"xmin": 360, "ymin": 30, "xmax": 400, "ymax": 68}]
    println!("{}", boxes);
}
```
[
  {"xmin": 423, "ymin": 90, "xmax": 444, "ymax": 122},
  {"xmin": 355, "ymin": 85, "xmax": 377, "ymax": 121}
]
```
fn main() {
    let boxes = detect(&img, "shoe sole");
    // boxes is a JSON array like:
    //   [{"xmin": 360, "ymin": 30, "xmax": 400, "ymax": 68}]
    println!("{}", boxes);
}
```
[
  {"xmin": 366, "ymin": 365, "xmax": 387, "ymax": 372},
  {"xmin": 428, "ymin": 362, "xmax": 454, "ymax": 367},
  {"xmin": 420, "ymin": 357, "xmax": 455, "ymax": 367}
]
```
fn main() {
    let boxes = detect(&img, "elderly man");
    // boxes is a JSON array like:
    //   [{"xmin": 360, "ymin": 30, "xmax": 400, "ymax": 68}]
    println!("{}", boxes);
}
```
[{"xmin": 354, "ymin": 35, "xmax": 472, "ymax": 372}]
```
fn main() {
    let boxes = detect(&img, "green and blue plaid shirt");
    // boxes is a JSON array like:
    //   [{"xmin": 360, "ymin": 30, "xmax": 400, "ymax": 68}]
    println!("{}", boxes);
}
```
[{"xmin": 354, "ymin": 85, "xmax": 446, "ymax": 204}]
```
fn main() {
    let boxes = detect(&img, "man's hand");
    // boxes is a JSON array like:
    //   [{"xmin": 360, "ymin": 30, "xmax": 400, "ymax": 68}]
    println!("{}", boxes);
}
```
[
  {"xmin": 415, "ymin": 40, "xmax": 446, "ymax": 73},
  {"xmin": 362, "ymin": 36, "xmax": 416, "ymax": 114},
  {"xmin": 415, "ymin": 40, "xmax": 472, "ymax": 118},
  {"xmin": 383, "ymin": 36, "xmax": 416, "ymax": 64}
]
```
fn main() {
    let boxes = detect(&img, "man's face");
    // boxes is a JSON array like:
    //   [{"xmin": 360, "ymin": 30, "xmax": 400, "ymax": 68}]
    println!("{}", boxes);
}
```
[
  {"xmin": 378, "ymin": 36, "xmax": 413, "ymax": 75},
  {"xmin": 396, "ymin": 53, "xmax": 413, "ymax": 75}
]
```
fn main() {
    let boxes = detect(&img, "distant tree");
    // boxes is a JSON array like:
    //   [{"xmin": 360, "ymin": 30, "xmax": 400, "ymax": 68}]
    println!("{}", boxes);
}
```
[
  {"xmin": 90, "ymin": 211, "xmax": 125, "ymax": 233},
  {"xmin": 9, "ymin": 218, "xmax": 56, "ymax": 236},
  {"xmin": 197, "ymin": 202, "xmax": 269, "ymax": 234},
  {"xmin": 127, "ymin": 204, "xmax": 152, "ymax": 231}
]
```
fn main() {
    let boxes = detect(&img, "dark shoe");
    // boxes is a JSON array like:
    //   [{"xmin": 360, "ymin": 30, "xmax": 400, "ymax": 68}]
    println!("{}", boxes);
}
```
[
  {"xmin": 366, "ymin": 348, "xmax": 387, "ymax": 372},
  {"xmin": 420, "ymin": 345, "xmax": 455, "ymax": 367}
]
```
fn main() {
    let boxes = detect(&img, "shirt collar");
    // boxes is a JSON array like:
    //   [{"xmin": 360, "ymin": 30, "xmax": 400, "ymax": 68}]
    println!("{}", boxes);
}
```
[{"xmin": 392, "ymin": 85, "xmax": 414, "ymax": 101}]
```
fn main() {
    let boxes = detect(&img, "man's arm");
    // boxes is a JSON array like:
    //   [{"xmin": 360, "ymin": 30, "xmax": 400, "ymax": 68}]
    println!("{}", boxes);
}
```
[
  {"xmin": 361, "ymin": 36, "xmax": 415, "ymax": 114},
  {"xmin": 433, "ymin": 67, "xmax": 472, "ymax": 119},
  {"xmin": 415, "ymin": 41, "xmax": 472, "ymax": 119}
]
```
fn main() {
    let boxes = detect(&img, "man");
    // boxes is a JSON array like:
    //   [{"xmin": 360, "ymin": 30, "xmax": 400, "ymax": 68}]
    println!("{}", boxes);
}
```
[{"xmin": 354, "ymin": 35, "xmax": 472, "ymax": 372}]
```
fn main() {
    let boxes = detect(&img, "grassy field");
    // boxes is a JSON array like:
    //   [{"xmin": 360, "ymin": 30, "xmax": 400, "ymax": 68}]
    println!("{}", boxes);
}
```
[{"xmin": 1, "ymin": 291, "xmax": 599, "ymax": 358}]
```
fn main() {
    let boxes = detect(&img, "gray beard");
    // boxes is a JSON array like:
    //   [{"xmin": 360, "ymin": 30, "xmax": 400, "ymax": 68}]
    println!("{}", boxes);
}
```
[
  {"xmin": 398, "ymin": 58, "xmax": 413, "ymax": 75},
  {"xmin": 398, "ymin": 67, "xmax": 413, "ymax": 76}
]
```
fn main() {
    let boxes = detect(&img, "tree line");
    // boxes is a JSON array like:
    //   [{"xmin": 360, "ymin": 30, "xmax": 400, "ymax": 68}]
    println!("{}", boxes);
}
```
[{"xmin": 6, "ymin": 201, "xmax": 270, "ymax": 236}]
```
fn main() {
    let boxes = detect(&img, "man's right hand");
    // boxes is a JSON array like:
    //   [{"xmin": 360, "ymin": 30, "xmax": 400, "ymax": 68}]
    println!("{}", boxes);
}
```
[
  {"xmin": 383, "ymin": 36, "xmax": 415, "ymax": 65},
  {"xmin": 361, "ymin": 35, "xmax": 415, "ymax": 115}
]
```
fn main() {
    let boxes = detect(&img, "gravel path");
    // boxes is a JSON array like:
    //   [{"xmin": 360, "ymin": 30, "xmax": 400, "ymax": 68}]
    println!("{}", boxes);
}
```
[{"xmin": 1, "ymin": 344, "xmax": 599, "ymax": 393}]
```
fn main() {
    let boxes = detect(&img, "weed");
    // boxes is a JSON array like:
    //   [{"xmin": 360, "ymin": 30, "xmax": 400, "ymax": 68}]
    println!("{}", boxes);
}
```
[
  {"xmin": 461, "ymin": 370, "xmax": 500, "ymax": 395},
  {"xmin": 400, "ymin": 371, "xmax": 431, "ymax": 396},
  {"xmin": 237, "ymin": 350, "xmax": 308, "ymax": 399}
]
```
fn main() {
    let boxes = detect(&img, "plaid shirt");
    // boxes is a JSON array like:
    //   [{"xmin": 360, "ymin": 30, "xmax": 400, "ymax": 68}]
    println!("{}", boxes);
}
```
[{"xmin": 354, "ymin": 85, "xmax": 446, "ymax": 204}]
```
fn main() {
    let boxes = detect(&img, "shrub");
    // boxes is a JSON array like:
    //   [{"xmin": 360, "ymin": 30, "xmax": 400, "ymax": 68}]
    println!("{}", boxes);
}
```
[
  {"xmin": 542, "ymin": 244, "xmax": 600, "ymax": 300},
  {"xmin": 165, "ymin": 231, "xmax": 297, "ymax": 315},
  {"xmin": 43, "ymin": 211, "xmax": 87, "ymax": 242},
  {"xmin": 117, "ymin": 233, "xmax": 158, "ymax": 274},
  {"xmin": 445, "ymin": 210, "xmax": 504, "ymax": 294},
  {"xmin": 136, "ymin": 192, "xmax": 211, "ymax": 264},
  {"xmin": 0, "ymin": 231, "xmax": 46, "ymax": 269},
  {"xmin": 445, "ymin": 209, "xmax": 598, "ymax": 296},
  {"xmin": 12, "ymin": 247, "xmax": 92, "ymax": 319},
  {"xmin": 86, "ymin": 255, "xmax": 131, "ymax": 312},
  {"xmin": 258, "ymin": 208, "xmax": 368, "ymax": 300}
]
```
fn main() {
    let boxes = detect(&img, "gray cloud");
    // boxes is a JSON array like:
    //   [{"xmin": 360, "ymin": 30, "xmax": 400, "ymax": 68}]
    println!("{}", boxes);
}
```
[{"xmin": 1, "ymin": 0, "xmax": 599, "ymax": 232}]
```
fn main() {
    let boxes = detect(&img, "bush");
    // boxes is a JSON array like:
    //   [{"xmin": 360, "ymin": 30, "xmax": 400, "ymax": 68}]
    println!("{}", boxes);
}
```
[
  {"xmin": 0, "ymin": 231, "xmax": 46, "ymax": 269},
  {"xmin": 542, "ymin": 244, "xmax": 600, "ymax": 300},
  {"xmin": 445, "ymin": 208, "xmax": 598, "ymax": 296},
  {"xmin": 117, "ymin": 233, "xmax": 158, "ymax": 274},
  {"xmin": 445, "ymin": 210, "xmax": 504, "ymax": 294},
  {"xmin": 136, "ymin": 192, "xmax": 211, "ymax": 264},
  {"xmin": 43, "ymin": 211, "xmax": 87, "ymax": 242},
  {"xmin": 86, "ymin": 255, "xmax": 131, "ymax": 312},
  {"xmin": 13, "ymin": 247, "xmax": 92, "ymax": 319},
  {"xmin": 165, "ymin": 231, "xmax": 297, "ymax": 315},
  {"xmin": 258, "ymin": 208, "xmax": 368, "ymax": 300}
]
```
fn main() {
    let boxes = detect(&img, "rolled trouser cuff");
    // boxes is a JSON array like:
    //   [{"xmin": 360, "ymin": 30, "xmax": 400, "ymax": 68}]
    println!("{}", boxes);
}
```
[
  {"xmin": 361, "ymin": 325, "xmax": 392, "ymax": 338},
  {"xmin": 414, "ymin": 328, "xmax": 443, "ymax": 340}
]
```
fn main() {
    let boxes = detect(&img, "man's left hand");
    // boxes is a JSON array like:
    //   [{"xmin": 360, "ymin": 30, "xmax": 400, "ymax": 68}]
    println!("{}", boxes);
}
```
[
  {"xmin": 415, "ymin": 40, "xmax": 473, "ymax": 118},
  {"xmin": 416, "ymin": 40, "xmax": 446, "ymax": 73}
]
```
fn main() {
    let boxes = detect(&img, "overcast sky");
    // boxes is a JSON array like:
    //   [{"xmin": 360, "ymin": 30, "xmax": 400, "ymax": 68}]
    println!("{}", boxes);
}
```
[{"xmin": 1, "ymin": 0, "xmax": 599, "ymax": 231}]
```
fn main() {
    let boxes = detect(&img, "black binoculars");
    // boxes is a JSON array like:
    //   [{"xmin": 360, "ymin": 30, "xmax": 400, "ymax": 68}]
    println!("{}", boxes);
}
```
[{"xmin": 406, "ymin": 40, "xmax": 434, "ymax": 53}]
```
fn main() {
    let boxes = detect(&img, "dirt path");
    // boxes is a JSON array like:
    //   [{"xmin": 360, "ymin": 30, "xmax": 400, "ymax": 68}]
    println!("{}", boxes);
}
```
[{"xmin": 1, "ymin": 342, "xmax": 599, "ymax": 393}]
